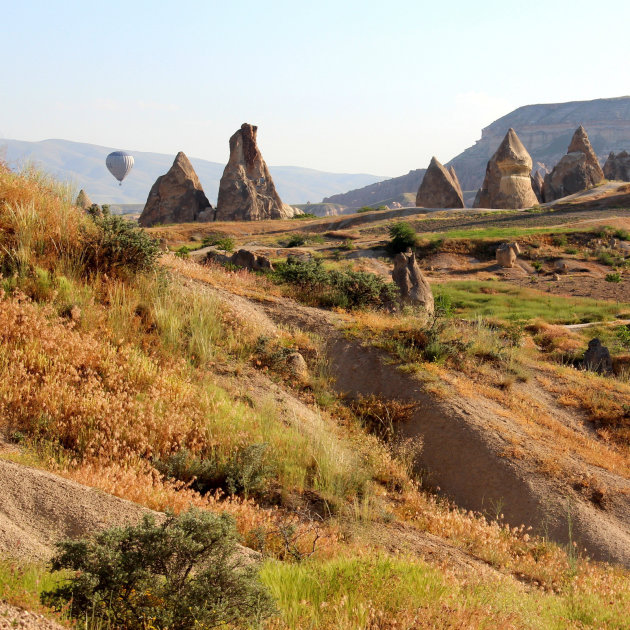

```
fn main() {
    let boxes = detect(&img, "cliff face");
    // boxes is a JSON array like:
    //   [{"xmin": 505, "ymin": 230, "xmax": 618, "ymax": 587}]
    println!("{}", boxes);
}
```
[
  {"xmin": 449, "ymin": 96, "xmax": 630, "ymax": 191},
  {"xmin": 325, "ymin": 97, "xmax": 630, "ymax": 208}
]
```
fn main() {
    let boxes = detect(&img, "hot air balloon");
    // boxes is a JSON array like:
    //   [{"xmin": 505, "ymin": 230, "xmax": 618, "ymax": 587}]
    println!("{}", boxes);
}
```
[{"xmin": 106, "ymin": 151, "xmax": 134, "ymax": 185}]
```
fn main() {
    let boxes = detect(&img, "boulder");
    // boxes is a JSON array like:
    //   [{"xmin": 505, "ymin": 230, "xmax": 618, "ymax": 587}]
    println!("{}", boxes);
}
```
[
  {"xmin": 392, "ymin": 250, "xmax": 434, "ymax": 315},
  {"xmin": 543, "ymin": 126, "xmax": 604, "ymax": 202},
  {"xmin": 286, "ymin": 352, "xmax": 309, "ymax": 382},
  {"xmin": 583, "ymin": 338, "xmax": 612, "ymax": 374},
  {"xmin": 473, "ymin": 129, "xmax": 539, "ymax": 209},
  {"xmin": 139, "ymin": 152, "xmax": 212, "ymax": 227},
  {"xmin": 75, "ymin": 189, "xmax": 92, "ymax": 210},
  {"xmin": 215, "ymin": 123, "xmax": 299, "ymax": 221},
  {"xmin": 496, "ymin": 242, "xmax": 520, "ymax": 268},
  {"xmin": 230, "ymin": 248, "xmax": 274, "ymax": 271},
  {"xmin": 603, "ymin": 151, "xmax": 630, "ymax": 181},
  {"xmin": 554, "ymin": 259, "xmax": 570, "ymax": 274},
  {"xmin": 415, "ymin": 157, "xmax": 464, "ymax": 208}
]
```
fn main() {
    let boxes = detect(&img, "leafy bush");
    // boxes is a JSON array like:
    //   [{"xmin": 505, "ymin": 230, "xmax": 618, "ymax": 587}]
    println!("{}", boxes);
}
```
[
  {"xmin": 273, "ymin": 258, "xmax": 398, "ymax": 309},
  {"xmin": 41, "ymin": 510, "xmax": 275, "ymax": 630},
  {"xmin": 606, "ymin": 272, "xmax": 622, "ymax": 283},
  {"xmin": 614, "ymin": 228, "xmax": 630, "ymax": 241},
  {"xmin": 155, "ymin": 444, "xmax": 272, "ymax": 498},
  {"xmin": 552, "ymin": 235, "xmax": 568, "ymax": 247},
  {"xmin": 292, "ymin": 212, "xmax": 317, "ymax": 219},
  {"xmin": 357, "ymin": 206, "xmax": 374, "ymax": 213},
  {"xmin": 564, "ymin": 247, "xmax": 578, "ymax": 255},
  {"xmin": 201, "ymin": 235, "xmax": 235, "ymax": 252},
  {"xmin": 286, "ymin": 234, "xmax": 306, "ymax": 248},
  {"xmin": 532, "ymin": 260, "xmax": 543, "ymax": 272},
  {"xmin": 175, "ymin": 245, "xmax": 190, "ymax": 259},
  {"xmin": 387, "ymin": 222, "xmax": 417, "ymax": 254},
  {"xmin": 84, "ymin": 214, "xmax": 161, "ymax": 275},
  {"xmin": 597, "ymin": 251, "xmax": 616, "ymax": 267}
]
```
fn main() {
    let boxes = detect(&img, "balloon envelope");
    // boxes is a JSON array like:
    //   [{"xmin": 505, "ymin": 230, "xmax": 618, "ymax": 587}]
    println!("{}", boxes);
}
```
[{"xmin": 106, "ymin": 151, "xmax": 134, "ymax": 183}]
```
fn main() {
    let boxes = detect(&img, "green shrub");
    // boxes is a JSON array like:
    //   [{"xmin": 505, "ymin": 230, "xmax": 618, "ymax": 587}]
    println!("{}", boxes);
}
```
[
  {"xmin": 614, "ymin": 229, "xmax": 630, "ymax": 241},
  {"xmin": 175, "ymin": 245, "xmax": 190, "ymax": 259},
  {"xmin": 387, "ymin": 222, "xmax": 417, "ymax": 254},
  {"xmin": 155, "ymin": 445, "xmax": 272, "ymax": 498},
  {"xmin": 564, "ymin": 247, "xmax": 578, "ymax": 255},
  {"xmin": 357, "ymin": 206, "xmax": 374, "ymax": 213},
  {"xmin": 286, "ymin": 234, "xmax": 306, "ymax": 248},
  {"xmin": 606, "ymin": 272, "xmax": 622, "ymax": 283},
  {"xmin": 616, "ymin": 325, "xmax": 630, "ymax": 348},
  {"xmin": 532, "ymin": 260, "xmax": 543, "ymax": 272},
  {"xmin": 292, "ymin": 212, "xmax": 317, "ymax": 219},
  {"xmin": 84, "ymin": 214, "xmax": 161, "ymax": 275},
  {"xmin": 552, "ymin": 235, "xmax": 568, "ymax": 247},
  {"xmin": 598, "ymin": 251, "xmax": 616, "ymax": 267},
  {"xmin": 273, "ymin": 258, "xmax": 398, "ymax": 309},
  {"xmin": 41, "ymin": 510, "xmax": 275, "ymax": 630},
  {"xmin": 201, "ymin": 235, "xmax": 235, "ymax": 252}
]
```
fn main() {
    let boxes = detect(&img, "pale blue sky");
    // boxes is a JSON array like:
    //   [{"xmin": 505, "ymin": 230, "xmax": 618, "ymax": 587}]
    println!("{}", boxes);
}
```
[{"xmin": 2, "ymin": 0, "xmax": 630, "ymax": 175}]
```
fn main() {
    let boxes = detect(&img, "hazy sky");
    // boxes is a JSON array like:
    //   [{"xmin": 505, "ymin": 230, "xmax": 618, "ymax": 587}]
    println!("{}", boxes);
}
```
[{"xmin": 2, "ymin": 0, "xmax": 630, "ymax": 176}]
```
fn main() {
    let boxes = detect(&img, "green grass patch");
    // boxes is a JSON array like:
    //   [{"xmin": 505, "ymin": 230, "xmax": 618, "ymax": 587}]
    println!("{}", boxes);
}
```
[
  {"xmin": 417, "ymin": 225, "xmax": 585, "ymax": 242},
  {"xmin": 260, "ymin": 554, "xmax": 630, "ymax": 629},
  {"xmin": 434, "ymin": 281, "xmax": 630, "ymax": 324}
]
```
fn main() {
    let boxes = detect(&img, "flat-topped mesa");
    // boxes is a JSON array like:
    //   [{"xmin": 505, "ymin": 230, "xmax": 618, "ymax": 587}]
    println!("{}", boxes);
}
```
[
  {"xmin": 473, "ymin": 128, "xmax": 538, "ymax": 209},
  {"xmin": 215, "ymin": 123, "xmax": 298, "ymax": 221},
  {"xmin": 604, "ymin": 151, "xmax": 630, "ymax": 181},
  {"xmin": 415, "ymin": 157, "xmax": 464, "ymax": 208},
  {"xmin": 543, "ymin": 125, "xmax": 605, "ymax": 202},
  {"xmin": 138, "ymin": 152, "xmax": 213, "ymax": 227}
]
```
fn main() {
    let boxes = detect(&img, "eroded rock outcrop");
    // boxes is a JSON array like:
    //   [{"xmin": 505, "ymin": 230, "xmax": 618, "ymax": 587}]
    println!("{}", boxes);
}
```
[
  {"xmin": 392, "ymin": 250, "xmax": 434, "ymax": 315},
  {"xmin": 603, "ymin": 151, "xmax": 630, "ymax": 181},
  {"xmin": 531, "ymin": 171, "xmax": 544, "ymax": 202},
  {"xmin": 543, "ymin": 126, "xmax": 604, "ymax": 202},
  {"xmin": 473, "ymin": 129, "xmax": 538, "ymax": 209},
  {"xmin": 75, "ymin": 189, "xmax": 92, "ymax": 210},
  {"xmin": 583, "ymin": 338, "xmax": 612, "ymax": 374},
  {"xmin": 415, "ymin": 157, "xmax": 464, "ymax": 208},
  {"xmin": 215, "ymin": 124, "xmax": 298, "ymax": 221},
  {"xmin": 496, "ymin": 242, "xmax": 520, "ymax": 268},
  {"xmin": 139, "ymin": 152, "xmax": 212, "ymax": 227}
]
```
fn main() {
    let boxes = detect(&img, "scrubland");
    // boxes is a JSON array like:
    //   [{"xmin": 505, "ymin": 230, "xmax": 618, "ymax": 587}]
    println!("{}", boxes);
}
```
[{"xmin": 0, "ymin": 165, "xmax": 629, "ymax": 628}]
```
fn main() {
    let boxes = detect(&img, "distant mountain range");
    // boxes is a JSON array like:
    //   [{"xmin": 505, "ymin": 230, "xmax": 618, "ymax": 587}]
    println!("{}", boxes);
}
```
[
  {"xmin": 325, "ymin": 96, "xmax": 630, "ymax": 209},
  {"xmin": 0, "ymin": 138, "xmax": 387, "ymax": 206}
]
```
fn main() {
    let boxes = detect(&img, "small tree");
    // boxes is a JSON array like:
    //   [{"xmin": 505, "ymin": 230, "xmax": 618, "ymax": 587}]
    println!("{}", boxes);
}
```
[
  {"xmin": 41, "ymin": 509, "xmax": 275, "ymax": 629},
  {"xmin": 387, "ymin": 222, "xmax": 417, "ymax": 254}
]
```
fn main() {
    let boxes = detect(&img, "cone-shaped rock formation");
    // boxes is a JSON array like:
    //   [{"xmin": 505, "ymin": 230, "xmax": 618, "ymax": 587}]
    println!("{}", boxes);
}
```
[
  {"xmin": 215, "ymin": 123, "xmax": 298, "ymax": 221},
  {"xmin": 415, "ymin": 157, "xmax": 464, "ymax": 208},
  {"xmin": 473, "ymin": 129, "xmax": 538, "ymax": 209},
  {"xmin": 542, "ymin": 126, "xmax": 604, "ymax": 202},
  {"xmin": 139, "ymin": 152, "xmax": 212, "ymax": 227},
  {"xmin": 604, "ymin": 151, "xmax": 630, "ymax": 181},
  {"xmin": 75, "ymin": 189, "xmax": 92, "ymax": 210}
]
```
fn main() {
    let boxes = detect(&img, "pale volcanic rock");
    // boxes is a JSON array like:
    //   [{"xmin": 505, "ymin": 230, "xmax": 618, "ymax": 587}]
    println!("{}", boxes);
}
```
[
  {"xmin": 496, "ymin": 242, "xmax": 520, "ymax": 268},
  {"xmin": 543, "ymin": 126, "xmax": 604, "ymax": 202},
  {"xmin": 531, "ymin": 171, "xmax": 545, "ymax": 202},
  {"xmin": 392, "ymin": 250, "xmax": 434, "ymax": 315},
  {"xmin": 139, "ymin": 152, "xmax": 212, "ymax": 227},
  {"xmin": 215, "ymin": 123, "xmax": 298, "ymax": 221},
  {"xmin": 603, "ymin": 151, "xmax": 630, "ymax": 181},
  {"xmin": 415, "ymin": 157, "xmax": 464, "ymax": 208},
  {"xmin": 473, "ymin": 129, "xmax": 539, "ymax": 209},
  {"xmin": 75, "ymin": 189, "xmax": 92, "ymax": 210}
]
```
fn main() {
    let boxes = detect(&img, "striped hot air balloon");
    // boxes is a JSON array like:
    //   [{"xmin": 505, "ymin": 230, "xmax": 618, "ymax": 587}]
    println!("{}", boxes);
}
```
[{"xmin": 106, "ymin": 151, "xmax": 134, "ymax": 185}]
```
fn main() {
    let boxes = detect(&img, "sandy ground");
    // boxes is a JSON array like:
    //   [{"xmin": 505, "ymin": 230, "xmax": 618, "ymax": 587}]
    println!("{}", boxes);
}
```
[{"xmin": 0, "ymin": 603, "xmax": 65, "ymax": 630}]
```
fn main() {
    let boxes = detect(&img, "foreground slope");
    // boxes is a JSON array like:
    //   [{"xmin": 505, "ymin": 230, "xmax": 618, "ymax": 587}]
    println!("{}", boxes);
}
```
[{"xmin": 1, "ymin": 165, "xmax": 629, "ymax": 628}]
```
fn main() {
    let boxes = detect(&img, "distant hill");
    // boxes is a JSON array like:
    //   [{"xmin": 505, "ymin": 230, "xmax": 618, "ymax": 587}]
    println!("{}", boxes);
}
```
[
  {"xmin": 0, "ymin": 138, "xmax": 387, "ymax": 206},
  {"xmin": 326, "ymin": 96, "xmax": 630, "ymax": 208}
]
